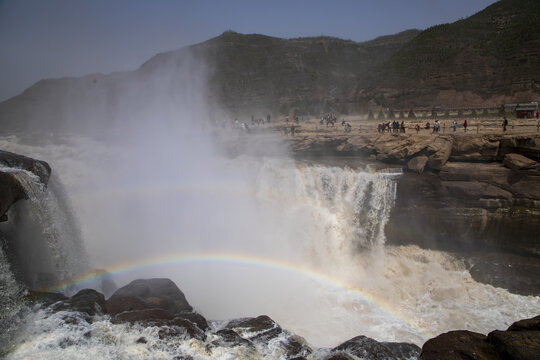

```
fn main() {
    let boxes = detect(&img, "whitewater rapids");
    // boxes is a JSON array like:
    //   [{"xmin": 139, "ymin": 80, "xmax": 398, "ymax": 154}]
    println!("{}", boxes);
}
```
[{"xmin": 1, "ymin": 133, "xmax": 539, "ymax": 358}]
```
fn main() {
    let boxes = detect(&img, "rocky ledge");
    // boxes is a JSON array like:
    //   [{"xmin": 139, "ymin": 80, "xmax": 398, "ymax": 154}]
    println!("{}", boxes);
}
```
[
  {"xmin": 0, "ymin": 150, "xmax": 51, "ymax": 221},
  {"xmin": 26, "ymin": 277, "xmax": 539, "ymax": 360},
  {"xmin": 277, "ymin": 130, "xmax": 540, "ymax": 295}
]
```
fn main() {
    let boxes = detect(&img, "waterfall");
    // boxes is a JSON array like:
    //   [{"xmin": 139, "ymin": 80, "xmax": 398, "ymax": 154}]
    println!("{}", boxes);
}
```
[
  {"xmin": 0, "ymin": 244, "xmax": 26, "ymax": 356},
  {"xmin": 0, "ymin": 167, "xmax": 89, "ymax": 291},
  {"xmin": 251, "ymin": 158, "xmax": 399, "ymax": 264}
]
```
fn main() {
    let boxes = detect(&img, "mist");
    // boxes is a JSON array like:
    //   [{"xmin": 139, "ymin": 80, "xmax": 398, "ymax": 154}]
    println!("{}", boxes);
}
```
[{"xmin": 1, "ymin": 44, "xmax": 539, "ymax": 349}]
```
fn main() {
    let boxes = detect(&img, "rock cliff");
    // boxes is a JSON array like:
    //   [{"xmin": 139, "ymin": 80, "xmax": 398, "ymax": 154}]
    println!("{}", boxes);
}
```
[
  {"xmin": 266, "ymin": 127, "xmax": 540, "ymax": 295},
  {"xmin": 0, "ymin": 150, "xmax": 51, "ymax": 221}
]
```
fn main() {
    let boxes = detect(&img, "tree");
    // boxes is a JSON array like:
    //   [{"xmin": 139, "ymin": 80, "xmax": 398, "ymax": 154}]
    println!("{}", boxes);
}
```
[
  {"xmin": 399, "ymin": 111, "xmax": 405, "ymax": 119},
  {"xmin": 378, "ymin": 110, "xmax": 385, "ymax": 120},
  {"xmin": 408, "ymin": 109, "xmax": 416, "ymax": 119},
  {"xmin": 368, "ymin": 110, "xmax": 374, "ymax": 120},
  {"xmin": 471, "ymin": 109, "xmax": 477, "ymax": 118},
  {"xmin": 388, "ymin": 109, "xmax": 395, "ymax": 119},
  {"xmin": 482, "ymin": 108, "xmax": 489, "ymax": 117}
]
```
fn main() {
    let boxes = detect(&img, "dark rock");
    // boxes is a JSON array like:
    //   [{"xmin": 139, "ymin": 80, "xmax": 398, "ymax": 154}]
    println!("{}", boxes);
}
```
[
  {"xmin": 107, "ymin": 278, "xmax": 193, "ymax": 315},
  {"xmin": 334, "ymin": 335, "xmax": 421, "ymax": 360},
  {"xmin": 213, "ymin": 329, "xmax": 253, "ymax": 348},
  {"xmin": 387, "ymin": 167, "xmax": 540, "ymax": 271},
  {"xmin": 175, "ymin": 311, "xmax": 209, "ymax": 331},
  {"xmin": 106, "ymin": 294, "xmax": 150, "ymax": 315},
  {"xmin": 0, "ymin": 150, "xmax": 51, "ymax": 185},
  {"xmin": 112, "ymin": 310, "xmax": 207, "ymax": 341},
  {"xmin": 26, "ymin": 291, "xmax": 68, "ymax": 308},
  {"xmin": 326, "ymin": 353, "xmax": 356, "ymax": 360},
  {"xmin": 487, "ymin": 330, "xmax": 540, "ymax": 360},
  {"xmin": 507, "ymin": 315, "xmax": 540, "ymax": 332},
  {"xmin": 52, "ymin": 289, "xmax": 106, "ymax": 321},
  {"xmin": 419, "ymin": 330, "xmax": 500, "ymax": 360},
  {"xmin": 225, "ymin": 315, "xmax": 311, "ymax": 358},
  {"xmin": 157, "ymin": 318, "xmax": 207, "ymax": 342},
  {"xmin": 225, "ymin": 315, "xmax": 281, "ymax": 342},
  {"xmin": 112, "ymin": 308, "xmax": 174, "ymax": 324},
  {"xmin": 0, "ymin": 171, "xmax": 26, "ymax": 221}
]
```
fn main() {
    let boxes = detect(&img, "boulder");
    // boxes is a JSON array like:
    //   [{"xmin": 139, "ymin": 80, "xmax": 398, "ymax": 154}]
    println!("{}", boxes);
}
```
[
  {"xmin": 107, "ymin": 278, "xmax": 193, "ymax": 315},
  {"xmin": 0, "ymin": 171, "xmax": 26, "ymax": 221},
  {"xmin": 451, "ymin": 136, "xmax": 500, "ymax": 162},
  {"xmin": 112, "ymin": 308, "xmax": 173, "ymax": 323},
  {"xmin": 426, "ymin": 137, "xmax": 453, "ymax": 170},
  {"xmin": 507, "ymin": 315, "xmax": 540, "ymax": 332},
  {"xmin": 225, "ymin": 315, "xmax": 282, "ymax": 342},
  {"xmin": 487, "ymin": 330, "xmax": 540, "ymax": 360},
  {"xmin": 52, "ymin": 289, "xmax": 107, "ymax": 322},
  {"xmin": 225, "ymin": 315, "xmax": 311, "ymax": 358},
  {"xmin": 503, "ymin": 153, "xmax": 540, "ymax": 171},
  {"xmin": 0, "ymin": 150, "xmax": 52, "ymax": 220},
  {"xmin": 0, "ymin": 150, "xmax": 51, "ymax": 185},
  {"xmin": 212, "ymin": 329, "xmax": 253, "ymax": 348},
  {"xmin": 407, "ymin": 155, "xmax": 429, "ymax": 174},
  {"xmin": 157, "ymin": 317, "xmax": 207, "ymax": 342},
  {"xmin": 334, "ymin": 335, "xmax": 420, "ymax": 360},
  {"xmin": 420, "ymin": 317, "xmax": 540, "ymax": 360},
  {"xmin": 374, "ymin": 135, "xmax": 429, "ymax": 163},
  {"xmin": 419, "ymin": 330, "xmax": 499, "ymax": 360}
]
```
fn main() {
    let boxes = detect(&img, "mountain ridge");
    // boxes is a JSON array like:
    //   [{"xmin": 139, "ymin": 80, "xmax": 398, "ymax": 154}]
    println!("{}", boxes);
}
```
[{"xmin": 0, "ymin": 0, "xmax": 539, "ymax": 132}]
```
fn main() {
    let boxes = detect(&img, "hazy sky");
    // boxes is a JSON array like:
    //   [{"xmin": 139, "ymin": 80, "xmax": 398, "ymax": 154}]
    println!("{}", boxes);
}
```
[{"xmin": 0, "ymin": 0, "xmax": 498, "ymax": 102}]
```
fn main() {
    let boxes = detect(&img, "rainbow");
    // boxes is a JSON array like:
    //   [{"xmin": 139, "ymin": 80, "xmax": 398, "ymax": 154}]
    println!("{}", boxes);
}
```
[{"xmin": 41, "ymin": 252, "xmax": 432, "ymax": 339}]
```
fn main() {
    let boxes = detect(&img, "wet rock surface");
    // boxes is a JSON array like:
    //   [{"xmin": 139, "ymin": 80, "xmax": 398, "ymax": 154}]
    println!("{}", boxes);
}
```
[
  {"xmin": 0, "ymin": 150, "xmax": 52, "ymax": 220},
  {"xmin": 24, "ymin": 278, "xmax": 540, "ymax": 360},
  {"xmin": 334, "ymin": 335, "xmax": 421, "ymax": 360},
  {"xmin": 106, "ymin": 278, "xmax": 193, "ymax": 315},
  {"xmin": 420, "ymin": 315, "xmax": 540, "ymax": 360}
]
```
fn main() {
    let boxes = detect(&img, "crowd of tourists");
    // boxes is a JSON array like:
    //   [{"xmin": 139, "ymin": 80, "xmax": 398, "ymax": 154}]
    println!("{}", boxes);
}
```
[{"xmin": 378, "ymin": 120, "xmax": 406, "ymax": 133}]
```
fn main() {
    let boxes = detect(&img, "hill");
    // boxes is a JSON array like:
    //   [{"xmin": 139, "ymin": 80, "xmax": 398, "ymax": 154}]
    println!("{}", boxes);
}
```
[
  {"xmin": 375, "ymin": 0, "xmax": 540, "ymax": 108},
  {"xmin": 0, "ymin": 0, "xmax": 539, "ymax": 132}
]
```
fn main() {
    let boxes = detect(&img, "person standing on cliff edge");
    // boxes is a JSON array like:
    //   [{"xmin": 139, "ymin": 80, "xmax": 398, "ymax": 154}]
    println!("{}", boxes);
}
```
[
  {"xmin": 463, "ymin": 119, "xmax": 468, "ymax": 132},
  {"xmin": 503, "ymin": 117, "xmax": 508, "ymax": 132}
]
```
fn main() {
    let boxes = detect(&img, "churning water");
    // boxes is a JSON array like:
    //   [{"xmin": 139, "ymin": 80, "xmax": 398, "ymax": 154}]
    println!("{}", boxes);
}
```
[{"xmin": 0, "ymin": 134, "xmax": 539, "ymax": 359}]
